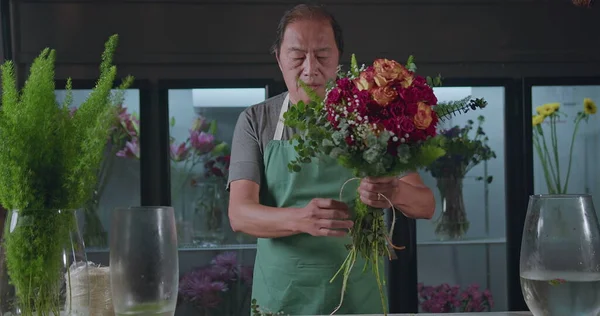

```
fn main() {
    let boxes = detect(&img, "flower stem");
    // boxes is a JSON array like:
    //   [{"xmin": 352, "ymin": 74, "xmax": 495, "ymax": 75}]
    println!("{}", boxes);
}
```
[
  {"xmin": 563, "ymin": 115, "xmax": 583, "ymax": 193},
  {"xmin": 533, "ymin": 132, "xmax": 557, "ymax": 194},
  {"xmin": 550, "ymin": 115, "xmax": 562, "ymax": 193}
]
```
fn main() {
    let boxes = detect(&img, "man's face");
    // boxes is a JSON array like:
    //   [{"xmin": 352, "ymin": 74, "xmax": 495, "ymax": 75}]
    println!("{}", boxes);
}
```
[{"xmin": 276, "ymin": 19, "xmax": 340, "ymax": 104}]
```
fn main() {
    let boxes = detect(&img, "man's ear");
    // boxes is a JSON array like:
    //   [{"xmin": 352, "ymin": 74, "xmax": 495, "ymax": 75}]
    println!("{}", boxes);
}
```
[{"xmin": 275, "ymin": 51, "xmax": 283, "ymax": 72}]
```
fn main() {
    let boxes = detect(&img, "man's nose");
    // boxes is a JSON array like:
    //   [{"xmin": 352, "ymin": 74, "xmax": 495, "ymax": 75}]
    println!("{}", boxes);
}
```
[{"xmin": 301, "ymin": 56, "xmax": 318, "ymax": 78}]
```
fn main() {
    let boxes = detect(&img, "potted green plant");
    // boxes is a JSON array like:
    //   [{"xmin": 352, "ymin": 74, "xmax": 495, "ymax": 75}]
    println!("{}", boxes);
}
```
[{"xmin": 0, "ymin": 34, "xmax": 133, "ymax": 315}]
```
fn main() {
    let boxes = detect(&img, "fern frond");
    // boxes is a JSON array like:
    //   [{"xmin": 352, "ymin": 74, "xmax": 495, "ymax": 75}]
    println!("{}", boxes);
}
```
[
  {"xmin": 434, "ymin": 96, "xmax": 487, "ymax": 121},
  {"xmin": 298, "ymin": 79, "xmax": 321, "ymax": 104}
]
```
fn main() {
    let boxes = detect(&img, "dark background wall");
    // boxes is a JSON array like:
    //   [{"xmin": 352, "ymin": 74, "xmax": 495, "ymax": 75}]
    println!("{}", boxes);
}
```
[
  {"xmin": 1, "ymin": 0, "xmax": 599, "ymax": 313},
  {"xmin": 6, "ymin": 0, "xmax": 600, "ymax": 83}
]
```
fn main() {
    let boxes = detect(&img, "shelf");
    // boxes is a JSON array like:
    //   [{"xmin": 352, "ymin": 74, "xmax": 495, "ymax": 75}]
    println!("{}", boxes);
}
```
[
  {"xmin": 178, "ymin": 243, "xmax": 257, "ymax": 251},
  {"xmin": 417, "ymin": 237, "xmax": 506, "ymax": 246},
  {"xmin": 85, "ymin": 243, "xmax": 258, "ymax": 253}
]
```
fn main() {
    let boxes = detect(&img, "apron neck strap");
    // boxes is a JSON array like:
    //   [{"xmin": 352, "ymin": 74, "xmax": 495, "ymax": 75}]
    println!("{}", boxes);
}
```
[{"xmin": 273, "ymin": 93, "xmax": 290, "ymax": 141}]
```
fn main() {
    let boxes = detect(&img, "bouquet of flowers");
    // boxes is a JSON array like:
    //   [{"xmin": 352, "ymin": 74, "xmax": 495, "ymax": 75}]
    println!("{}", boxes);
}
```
[
  {"xmin": 418, "ymin": 283, "xmax": 494, "ymax": 313},
  {"xmin": 179, "ymin": 251, "xmax": 253, "ymax": 315},
  {"xmin": 283, "ymin": 55, "xmax": 486, "ymax": 314}
]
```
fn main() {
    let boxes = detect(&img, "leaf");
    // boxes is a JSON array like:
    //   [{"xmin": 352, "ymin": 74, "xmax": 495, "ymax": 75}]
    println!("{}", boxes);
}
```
[{"xmin": 350, "ymin": 54, "xmax": 360, "ymax": 77}]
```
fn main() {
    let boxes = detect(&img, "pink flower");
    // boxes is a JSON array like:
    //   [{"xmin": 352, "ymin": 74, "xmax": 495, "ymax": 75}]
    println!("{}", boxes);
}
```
[
  {"xmin": 116, "ymin": 138, "xmax": 140, "ymax": 159},
  {"xmin": 170, "ymin": 142, "xmax": 190, "ymax": 162},
  {"xmin": 189, "ymin": 131, "xmax": 215, "ymax": 154},
  {"xmin": 191, "ymin": 116, "xmax": 210, "ymax": 132}
]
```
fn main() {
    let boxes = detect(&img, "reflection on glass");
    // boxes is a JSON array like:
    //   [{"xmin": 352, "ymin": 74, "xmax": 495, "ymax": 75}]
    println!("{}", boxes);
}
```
[
  {"xmin": 168, "ymin": 88, "xmax": 266, "ymax": 248},
  {"xmin": 531, "ymin": 86, "xmax": 599, "ymax": 196},
  {"xmin": 416, "ymin": 86, "xmax": 507, "ymax": 312},
  {"xmin": 54, "ymin": 89, "xmax": 141, "ymax": 250}
]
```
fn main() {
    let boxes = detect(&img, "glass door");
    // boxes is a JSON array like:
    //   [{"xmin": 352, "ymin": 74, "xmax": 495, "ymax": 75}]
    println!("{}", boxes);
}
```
[
  {"xmin": 54, "ymin": 85, "xmax": 142, "ymax": 252},
  {"xmin": 526, "ymin": 80, "xmax": 600, "ymax": 197},
  {"xmin": 160, "ymin": 80, "xmax": 275, "ymax": 316},
  {"xmin": 412, "ymin": 81, "xmax": 510, "ymax": 313}
]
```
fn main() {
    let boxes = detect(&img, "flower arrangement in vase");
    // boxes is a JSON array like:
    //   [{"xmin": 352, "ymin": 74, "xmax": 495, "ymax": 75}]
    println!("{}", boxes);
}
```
[
  {"xmin": 418, "ymin": 283, "xmax": 494, "ymax": 313},
  {"xmin": 531, "ymin": 98, "xmax": 597, "ymax": 195},
  {"xmin": 0, "ymin": 34, "xmax": 133, "ymax": 315},
  {"xmin": 178, "ymin": 251, "xmax": 253, "ymax": 315},
  {"xmin": 116, "ymin": 113, "xmax": 230, "ymax": 244},
  {"xmin": 76, "ymin": 103, "xmax": 139, "ymax": 249},
  {"xmin": 425, "ymin": 113, "xmax": 496, "ymax": 240}
]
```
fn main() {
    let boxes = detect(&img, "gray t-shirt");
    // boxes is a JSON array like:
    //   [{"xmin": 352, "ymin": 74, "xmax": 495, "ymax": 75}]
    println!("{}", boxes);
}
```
[{"xmin": 228, "ymin": 93, "xmax": 293, "ymax": 188}]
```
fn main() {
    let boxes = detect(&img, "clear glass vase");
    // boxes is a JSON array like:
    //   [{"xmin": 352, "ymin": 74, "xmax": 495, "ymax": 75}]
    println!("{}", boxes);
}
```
[
  {"xmin": 191, "ymin": 181, "xmax": 227, "ymax": 247},
  {"xmin": 0, "ymin": 209, "xmax": 90, "ymax": 315},
  {"xmin": 110, "ymin": 206, "xmax": 179, "ymax": 316},
  {"xmin": 520, "ymin": 194, "xmax": 600, "ymax": 316},
  {"xmin": 434, "ymin": 176, "xmax": 469, "ymax": 240}
]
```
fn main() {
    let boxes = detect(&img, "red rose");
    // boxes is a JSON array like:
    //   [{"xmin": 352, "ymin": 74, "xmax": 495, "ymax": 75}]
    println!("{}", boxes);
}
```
[
  {"xmin": 387, "ymin": 99, "xmax": 405, "ymax": 117},
  {"xmin": 399, "ymin": 116, "xmax": 415, "ymax": 134}
]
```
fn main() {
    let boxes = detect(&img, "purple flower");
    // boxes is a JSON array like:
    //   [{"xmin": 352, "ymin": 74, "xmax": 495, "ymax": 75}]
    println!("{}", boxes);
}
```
[
  {"xmin": 116, "ymin": 138, "xmax": 140, "ymax": 159},
  {"xmin": 418, "ymin": 282, "xmax": 493, "ymax": 313},
  {"xmin": 190, "ymin": 131, "xmax": 215, "ymax": 154},
  {"xmin": 211, "ymin": 251, "xmax": 237, "ymax": 268},
  {"xmin": 170, "ymin": 142, "xmax": 190, "ymax": 162},
  {"xmin": 179, "ymin": 268, "xmax": 228, "ymax": 309}
]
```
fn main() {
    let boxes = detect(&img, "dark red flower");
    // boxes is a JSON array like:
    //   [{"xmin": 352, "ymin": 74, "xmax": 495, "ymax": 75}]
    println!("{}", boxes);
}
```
[
  {"xmin": 326, "ymin": 88, "xmax": 342, "ymax": 105},
  {"xmin": 399, "ymin": 116, "xmax": 416, "ymax": 134}
]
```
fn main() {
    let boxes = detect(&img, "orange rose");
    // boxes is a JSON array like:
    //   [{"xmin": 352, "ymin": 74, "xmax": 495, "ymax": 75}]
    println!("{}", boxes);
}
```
[
  {"xmin": 371, "ymin": 86, "xmax": 397, "ymax": 106},
  {"xmin": 354, "ymin": 69, "xmax": 375, "ymax": 91},
  {"xmin": 373, "ymin": 58, "xmax": 404, "ymax": 87},
  {"xmin": 413, "ymin": 102, "xmax": 433, "ymax": 129},
  {"xmin": 400, "ymin": 69, "xmax": 414, "ymax": 88}
]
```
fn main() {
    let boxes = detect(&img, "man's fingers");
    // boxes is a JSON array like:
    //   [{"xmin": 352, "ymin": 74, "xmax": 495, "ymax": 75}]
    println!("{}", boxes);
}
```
[
  {"xmin": 318, "ymin": 228, "xmax": 348, "ymax": 237},
  {"xmin": 314, "ymin": 198, "xmax": 348, "ymax": 210},
  {"xmin": 365, "ymin": 176, "xmax": 396, "ymax": 184},
  {"xmin": 317, "ymin": 219, "xmax": 353, "ymax": 230}
]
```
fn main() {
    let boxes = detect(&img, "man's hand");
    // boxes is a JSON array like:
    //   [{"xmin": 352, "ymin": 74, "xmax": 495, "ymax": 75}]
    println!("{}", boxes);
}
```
[
  {"xmin": 296, "ymin": 198, "xmax": 353, "ymax": 237},
  {"xmin": 358, "ymin": 176, "xmax": 398, "ymax": 209}
]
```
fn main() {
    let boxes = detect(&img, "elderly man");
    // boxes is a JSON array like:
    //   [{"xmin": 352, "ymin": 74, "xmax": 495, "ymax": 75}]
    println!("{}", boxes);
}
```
[{"xmin": 227, "ymin": 4, "xmax": 435, "ymax": 315}]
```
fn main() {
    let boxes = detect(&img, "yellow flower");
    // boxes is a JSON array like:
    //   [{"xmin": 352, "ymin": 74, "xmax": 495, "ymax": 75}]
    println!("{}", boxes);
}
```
[
  {"xmin": 584, "ymin": 98, "xmax": 597, "ymax": 115},
  {"xmin": 532, "ymin": 115, "xmax": 545, "ymax": 126},
  {"xmin": 536, "ymin": 103, "xmax": 560, "ymax": 116}
]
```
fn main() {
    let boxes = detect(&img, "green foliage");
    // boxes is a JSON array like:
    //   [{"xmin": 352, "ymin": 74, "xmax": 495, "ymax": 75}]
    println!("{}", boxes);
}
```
[
  {"xmin": 434, "ymin": 96, "xmax": 488, "ymax": 122},
  {"xmin": 250, "ymin": 299, "xmax": 286, "ymax": 316},
  {"xmin": 0, "ymin": 34, "xmax": 133, "ymax": 315},
  {"xmin": 426, "ymin": 114, "xmax": 497, "ymax": 180}
]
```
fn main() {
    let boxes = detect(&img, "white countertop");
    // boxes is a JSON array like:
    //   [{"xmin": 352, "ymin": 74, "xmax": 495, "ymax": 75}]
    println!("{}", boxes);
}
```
[{"xmin": 333, "ymin": 313, "xmax": 532, "ymax": 316}]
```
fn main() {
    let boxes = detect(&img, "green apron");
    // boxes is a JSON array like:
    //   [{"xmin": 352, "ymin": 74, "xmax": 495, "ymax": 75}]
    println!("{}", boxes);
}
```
[{"xmin": 251, "ymin": 93, "xmax": 386, "ymax": 315}]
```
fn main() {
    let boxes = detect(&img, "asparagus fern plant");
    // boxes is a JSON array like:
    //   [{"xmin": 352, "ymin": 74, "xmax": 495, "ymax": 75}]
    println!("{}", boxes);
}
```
[{"xmin": 0, "ymin": 34, "xmax": 133, "ymax": 315}]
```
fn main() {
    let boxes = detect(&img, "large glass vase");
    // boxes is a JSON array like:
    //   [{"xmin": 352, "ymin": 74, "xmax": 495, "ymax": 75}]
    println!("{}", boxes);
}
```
[
  {"xmin": 520, "ymin": 194, "xmax": 600, "ymax": 316},
  {"xmin": 0, "ymin": 209, "xmax": 90, "ymax": 315},
  {"xmin": 110, "ymin": 206, "xmax": 179, "ymax": 316},
  {"xmin": 434, "ymin": 176, "xmax": 469, "ymax": 240},
  {"xmin": 191, "ymin": 180, "xmax": 227, "ymax": 247}
]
